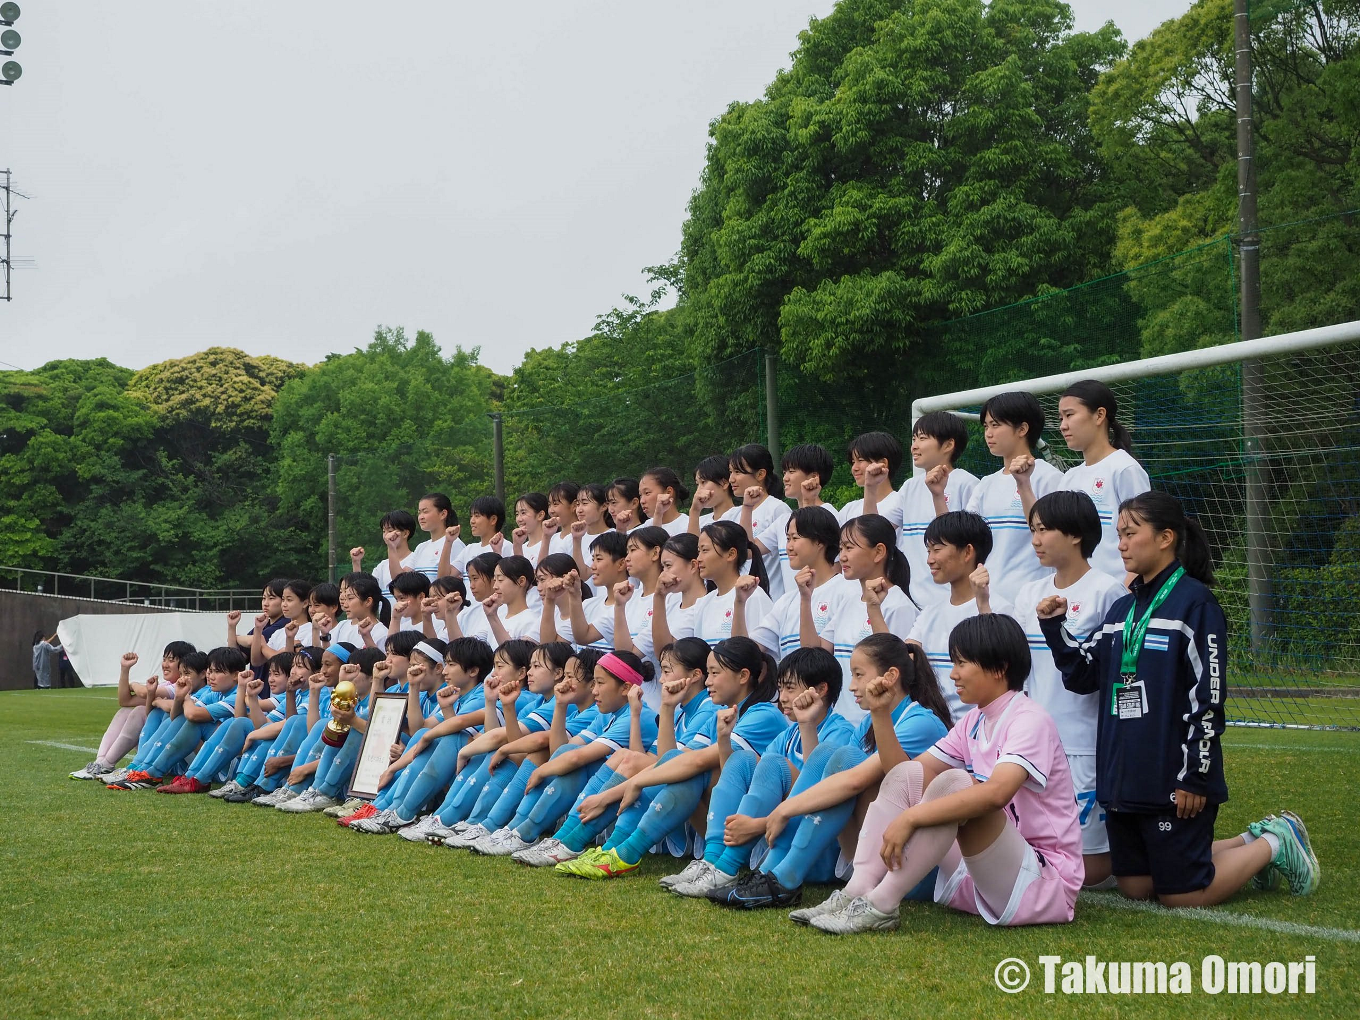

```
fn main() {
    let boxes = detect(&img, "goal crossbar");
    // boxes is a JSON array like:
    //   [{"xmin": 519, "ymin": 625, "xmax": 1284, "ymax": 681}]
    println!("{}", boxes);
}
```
[{"xmin": 911, "ymin": 319, "xmax": 1360, "ymax": 421}]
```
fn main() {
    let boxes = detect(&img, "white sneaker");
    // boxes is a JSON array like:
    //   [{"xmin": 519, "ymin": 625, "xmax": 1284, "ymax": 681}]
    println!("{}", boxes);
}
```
[
  {"xmin": 808, "ymin": 896, "xmax": 899, "ymax": 934},
  {"xmin": 209, "ymin": 780, "xmax": 245, "ymax": 799},
  {"xmin": 70, "ymin": 761, "xmax": 106, "ymax": 780},
  {"xmin": 476, "ymin": 827, "xmax": 533, "ymax": 857},
  {"xmin": 278, "ymin": 789, "xmax": 337, "ymax": 813},
  {"xmin": 324, "ymin": 797, "xmax": 365, "ymax": 819},
  {"xmin": 513, "ymin": 838, "xmax": 578, "ymax": 867},
  {"xmin": 672, "ymin": 862, "xmax": 739, "ymax": 899},
  {"xmin": 659, "ymin": 858, "xmax": 707, "ymax": 890},
  {"xmin": 424, "ymin": 820, "xmax": 457, "ymax": 844},
  {"xmin": 450, "ymin": 820, "xmax": 471, "ymax": 835},
  {"xmin": 350, "ymin": 809, "xmax": 404, "ymax": 833},
  {"xmin": 444, "ymin": 823, "xmax": 489, "ymax": 849},
  {"xmin": 398, "ymin": 815, "xmax": 441, "ymax": 842},
  {"xmin": 252, "ymin": 787, "xmax": 285, "ymax": 807},
  {"xmin": 104, "ymin": 767, "xmax": 132, "ymax": 784},
  {"xmin": 789, "ymin": 888, "xmax": 853, "ymax": 926}
]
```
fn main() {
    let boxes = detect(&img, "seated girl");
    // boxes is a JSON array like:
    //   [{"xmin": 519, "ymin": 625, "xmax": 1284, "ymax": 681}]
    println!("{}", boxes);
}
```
[
  {"xmin": 106, "ymin": 647, "xmax": 245, "ymax": 790},
  {"xmin": 560, "ymin": 532, "xmax": 629, "ymax": 652},
  {"xmin": 348, "ymin": 637, "xmax": 516, "ymax": 834},
  {"xmin": 219, "ymin": 648, "xmax": 321, "ymax": 803},
  {"xmin": 720, "ymin": 634, "xmax": 951, "ymax": 912},
  {"xmin": 473, "ymin": 649, "xmax": 658, "ymax": 860},
  {"xmin": 73, "ymin": 640, "xmax": 196, "ymax": 782},
  {"xmin": 436, "ymin": 554, "xmax": 501, "ymax": 645},
  {"xmin": 484, "ymin": 556, "xmax": 543, "ymax": 644},
  {"xmin": 670, "ymin": 646, "xmax": 858, "ymax": 899},
  {"xmin": 277, "ymin": 646, "xmax": 388, "ymax": 813},
  {"xmin": 332, "ymin": 573, "xmax": 392, "ymax": 651},
  {"xmin": 648, "ymin": 532, "xmax": 709, "ymax": 654},
  {"xmin": 511, "ymin": 638, "xmax": 713, "ymax": 867},
  {"xmin": 607, "ymin": 526, "xmax": 672, "ymax": 705},
  {"xmin": 250, "ymin": 641, "xmax": 355, "ymax": 807},
  {"xmin": 545, "ymin": 637, "xmax": 783, "ymax": 879},
  {"xmin": 804, "ymin": 614, "xmax": 1084, "ymax": 933}
]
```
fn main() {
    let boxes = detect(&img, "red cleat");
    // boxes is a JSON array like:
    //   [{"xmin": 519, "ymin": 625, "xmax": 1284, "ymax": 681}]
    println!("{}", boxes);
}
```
[
  {"xmin": 160, "ymin": 776, "xmax": 209, "ymax": 794},
  {"xmin": 338, "ymin": 803, "xmax": 379, "ymax": 827},
  {"xmin": 157, "ymin": 775, "xmax": 192, "ymax": 793}
]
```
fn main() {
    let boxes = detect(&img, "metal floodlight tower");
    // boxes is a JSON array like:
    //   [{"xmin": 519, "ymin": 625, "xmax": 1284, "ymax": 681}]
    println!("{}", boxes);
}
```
[{"xmin": 0, "ymin": 2, "xmax": 19, "ymax": 85}]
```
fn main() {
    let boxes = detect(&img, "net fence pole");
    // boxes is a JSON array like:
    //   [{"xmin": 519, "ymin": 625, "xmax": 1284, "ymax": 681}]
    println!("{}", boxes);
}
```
[
  {"xmin": 764, "ymin": 350, "xmax": 780, "ymax": 467},
  {"xmin": 1235, "ymin": 0, "xmax": 1269, "ymax": 654},
  {"xmin": 327, "ymin": 453, "xmax": 338, "ymax": 584},
  {"xmin": 490, "ymin": 412, "xmax": 505, "ymax": 504}
]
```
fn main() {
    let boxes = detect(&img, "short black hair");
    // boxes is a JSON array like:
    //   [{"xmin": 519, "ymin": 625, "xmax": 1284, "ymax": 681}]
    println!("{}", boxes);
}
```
[
  {"xmin": 466, "ymin": 551, "xmax": 502, "ymax": 581},
  {"xmin": 181, "ymin": 650, "xmax": 210, "ymax": 675},
  {"xmin": 162, "ymin": 640, "xmax": 197, "ymax": 662},
  {"xmin": 1029, "ymin": 491, "xmax": 1101, "ymax": 560},
  {"xmin": 469, "ymin": 495, "xmax": 507, "ymax": 532},
  {"xmin": 267, "ymin": 651, "xmax": 295, "ymax": 677},
  {"xmin": 445, "ymin": 636, "xmax": 494, "ymax": 681},
  {"xmin": 694, "ymin": 454, "xmax": 732, "ymax": 488},
  {"xmin": 379, "ymin": 509, "xmax": 418, "ymax": 539},
  {"xmin": 385, "ymin": 630, "xmax": 424, "ymax": 658},
  {"xmin": 310, "ymin": 582, "xmax": 340, "ymax": 609},
  {"xmin": 352, "ymin": 646, "xmax": 387, "ymax": 676},
  {"xmin": 390, "ymin": 570, "xmax": 432, "ymax": 598},
  {"xmin": 264, "ymin": 577, "xmax": 290, "ymax": 599},
  {"xmin": 980, "ymin": 391, "xmax": 1044, "ymax": 452},
  {"xmin": 409, "ymin": 636, "xmax": 448, "ymax": 666},
  {"xmin": 592, "ymin": 530, "xmax": 628, "ymax": 561},
  {"xmin": 923, "ymin": 510, "xmax": 993, "ymax": 564},
  {"xmin": 776, "ymin": 647, "xmax": 843, "ymax": 709},
  {"xmin": 912, "ymin": 411, "xmax": 970, "ymax": 465},
  {"xmin": 284, "ymin": 579, "xmax": 313, "ymax": 603},
  {"xmin": 207, "ymin": 646, "xmax": 248, "ymax": 674},
  {"xmin": 516, "ymin": 492, "xmax": 549, "ymax": 517},
  {"xmin": 848, "ymin": 431, "xmax": 904, "ymax": 480},
  {"xmin": 548, "ymin": 480, "xmax": 581, "ymax": 504},
  {"xmin": 948, "ymin": 614, "xmax": 1031, "ymax": 691},
  {"xmin": 780, "ymin": 444, "xmax": 835, "ymax": 487}
]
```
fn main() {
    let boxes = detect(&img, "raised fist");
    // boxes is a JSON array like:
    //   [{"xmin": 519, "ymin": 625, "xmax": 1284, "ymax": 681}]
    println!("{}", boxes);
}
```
[
  {"xmin": 1036, "ymin": 595, "xmax": 1068, "ymax": 619},
  {"xmin": 743, "ymin": 485, "xmax": 764, "ymax": 508},
  {"xmin": 925, "ymin": 465, "xmax": 950, "ymax": 496},
  {"xmin": 121, "ymin": 652, "xmax": 139, "ymax": 668}
]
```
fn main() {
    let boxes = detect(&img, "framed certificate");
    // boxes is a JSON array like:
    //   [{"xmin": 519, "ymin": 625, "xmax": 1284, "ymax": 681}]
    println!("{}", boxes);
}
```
[{"xmin": 348, "ymin": 694, "xmax": 408, "ymax": 800}]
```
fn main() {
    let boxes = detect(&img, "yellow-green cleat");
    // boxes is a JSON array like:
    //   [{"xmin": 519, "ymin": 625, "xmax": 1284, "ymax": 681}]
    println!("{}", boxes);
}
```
[{"xmin": 555, "ymin": 846, "xmax": 609, "ymax": 878}]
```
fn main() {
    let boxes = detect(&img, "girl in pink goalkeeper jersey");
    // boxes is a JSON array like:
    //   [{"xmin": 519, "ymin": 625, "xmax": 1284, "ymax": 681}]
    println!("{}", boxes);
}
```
[{"xmin": 806, "ymin": 613, "xmax": 1081, "ymax": 933}]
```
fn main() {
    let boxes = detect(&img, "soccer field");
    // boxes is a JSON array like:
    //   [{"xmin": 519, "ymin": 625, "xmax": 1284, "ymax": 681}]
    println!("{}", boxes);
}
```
[{"xmin": 3, "ymin": 690, "xmax": 1357, "ymax": 1019}]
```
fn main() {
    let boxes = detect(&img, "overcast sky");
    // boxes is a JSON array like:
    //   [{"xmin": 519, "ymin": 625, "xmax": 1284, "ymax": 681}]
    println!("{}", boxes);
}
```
[{"xmin": 0, "ymin": 1, "xmax": 1192, "ymax": 376}]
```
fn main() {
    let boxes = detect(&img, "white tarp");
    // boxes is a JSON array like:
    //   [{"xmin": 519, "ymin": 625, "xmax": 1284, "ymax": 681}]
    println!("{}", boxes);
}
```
[{"xmin": 57, "ymin": 613, "xmax": 237, "ymax": 687}]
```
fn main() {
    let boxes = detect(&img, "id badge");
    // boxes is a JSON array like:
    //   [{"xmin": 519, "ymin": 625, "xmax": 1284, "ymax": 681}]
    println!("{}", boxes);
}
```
[{"xmin": 1116, "ymin": 674, "xmax": 1147, "ymax": 720}]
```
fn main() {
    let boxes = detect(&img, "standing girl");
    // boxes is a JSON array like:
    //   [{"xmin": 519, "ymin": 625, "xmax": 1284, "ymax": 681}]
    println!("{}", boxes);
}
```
[
  {"xmin": 606, "ymin": 477, "xmax": 649, "ymax": 534},
  {"xmin": 512, "ymin": 492, "xmax": 550, "ymax": 567},
  {"xmin": 694, "ymin": 521, "xmax": 774, "ymax": 644},
  {"xmin": 570, "ymin": 483, "xmax": 614, "ymax": 576},
  {"xmin": 485, "ymin": 556, "xmax": 543, "ymax": 644},
  {"xmin": 649, "ymin": 532, "xmax": 710, "ymax": 654},
  {"xmin": 809, "ymin": 514, "xmax": 919, "ymax": 723},
  {"xmin": 1054, "ymin": 380, "xmax": 1151, "ymax": 581},
  {"xmin": 743, "ymin": 507, "xmax": 850, "ymax": 661},
  {"xmin": 640, "ymin": 468, "xmax": 691, "ymax": 536},
  {"xmin": 687, "ymin": 455, "xmax": 738, "ymax": 534},
  {"xmin": 332, "ymin": 573, "xmax": 391, "ymax": 651}
]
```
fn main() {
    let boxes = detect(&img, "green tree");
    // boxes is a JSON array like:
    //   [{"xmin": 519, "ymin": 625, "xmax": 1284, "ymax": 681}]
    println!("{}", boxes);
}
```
[
  {"xmin": 680, "ymin": 0, "xmax": 1127, "ymax": 395},
  {"xmin": 270, "ymin": 327, "xmax": 498, "ymax": 567}
]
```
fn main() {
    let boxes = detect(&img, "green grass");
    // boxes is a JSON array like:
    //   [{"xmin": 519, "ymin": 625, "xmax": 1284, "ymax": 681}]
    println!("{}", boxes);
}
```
[{"xmin": 3, "ymin": 689, "xmax": 1358, "ymax": 1019}]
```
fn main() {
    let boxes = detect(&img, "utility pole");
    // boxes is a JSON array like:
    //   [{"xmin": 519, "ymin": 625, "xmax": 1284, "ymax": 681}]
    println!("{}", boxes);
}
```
[
  {"xmin": 764, "ymin": 350, "xmax": 780, "ymax": 469},
  {"xmin": 327, "ymin": 453, "xmax": 338, "ymax": 583},
  {"xmin": 1, "ymin": 168, "xmax": 23, "ymax": 302},
  {"xmin": 1234, "ymin": 0, "xmax": 1270, "ymax": 655}
]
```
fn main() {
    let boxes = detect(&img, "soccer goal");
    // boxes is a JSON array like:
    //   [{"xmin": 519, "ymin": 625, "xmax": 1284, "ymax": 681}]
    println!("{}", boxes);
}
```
[{"xmin": 912, "ymin": 319, "xmax": 1360, "ymax": 730}]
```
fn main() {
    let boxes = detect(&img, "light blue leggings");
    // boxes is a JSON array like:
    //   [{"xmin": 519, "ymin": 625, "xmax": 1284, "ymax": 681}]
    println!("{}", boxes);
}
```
[
  {"xmin": 185, "ymin": 717, "xmax": 253, "ymax": 783},
  {"xmin": 603, "ymin": 749, "xmax": 711, "ymax": 866},
  {"xmin": 254, "ymin": 715, "xmax": 309, "ymax": 791},
  {"xmin": 508, "ymin": 745, "xmax": 604, "ymax": 842}
]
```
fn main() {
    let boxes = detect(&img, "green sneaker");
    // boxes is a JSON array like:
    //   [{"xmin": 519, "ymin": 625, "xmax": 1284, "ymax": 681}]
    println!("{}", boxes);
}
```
[
  {"xmin": 1246, "ymin": 815, "xmax": 1281, "ymax": 890},
  {"xmin": 1265, "ymin": 813, "xmax": 1320, "ymax": 896},
  {"xmin": 555, "ymin": 847, "xmax": 608, "ymax": 878}
]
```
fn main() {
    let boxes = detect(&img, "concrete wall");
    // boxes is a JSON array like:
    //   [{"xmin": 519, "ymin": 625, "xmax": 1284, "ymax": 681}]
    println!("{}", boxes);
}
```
[{"xmin": 0, "ymin": 591, "xmax": 174, "ymax": 690}]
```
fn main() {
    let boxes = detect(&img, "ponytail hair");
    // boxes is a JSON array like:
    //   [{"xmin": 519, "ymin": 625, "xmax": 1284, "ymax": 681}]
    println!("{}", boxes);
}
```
[
  {"xmin": 730, "ymin": 443, "xmax": 785, "ymax": 498},
  {"xmin": 578, "ymin": 483, "xmax": 615, "ymax": 529},
  {"xmin": 1117, "ymin": 491, "xmax": 1215, "ymax": 585},
  {"xmin": 659, "ymin": 636, "xmax": 711, "ymax": 677},
  {"xmin": 853, "ymin": 634, "xmax": 952, "ymax": 749},
  {"xmin": 1062, "ymin": 380, "xmax": 1133, "ymax": 452},
  {"xmin": 495, "ymin": 555, "xmax": 536, "ymax": 593},
  {"xmin": 840, "ymin": 514, "xmax": 914, "ymax": 605},
  {"xmin": 711, "ymin": 636, "xmax": 778, "ymax": 716},
  {"xmin": 608, "ymin": 477, "xmax": 649, "ymax": 524},
  {"xmin": 342, "ymin": 572, "xmax": 391, "ymax": 627},
  {"xmin": 702, "ymin": 519, "xmax": 769, "ymax": 594},
  {"xmin": 598, "ymin": 647, "xmax": 655, "ymax": 687},
  {"xmin": 642, "ymin": 466, "xmax": 691, "ymax": 504}
]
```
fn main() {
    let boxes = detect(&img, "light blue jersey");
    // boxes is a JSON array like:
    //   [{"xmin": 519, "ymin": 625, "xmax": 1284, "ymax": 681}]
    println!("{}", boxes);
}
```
[
  {"xmin": 673, "ymin": 690, "xmax": 717, "ymax": 750},
  {"xmin": 773, "ymin": 710, "xmax": 857, "ymax": 767},
  {"xmin": 565, "ymin": 704, "xmax": 599, "ymax": 738},
  {"xmin": 192, "ymin": 688, "xmax": 238, "ymax": 722},
  {"xmin": 581, "ymin": 704, "xmax": 660, "ymax": 753},
  {"xmin": 728, "ymin": 701, "xmax": 788, "ymax": 756},
  {"xmin": 852, "ymin": 697, "xmax": 948, "ymax": 757}
]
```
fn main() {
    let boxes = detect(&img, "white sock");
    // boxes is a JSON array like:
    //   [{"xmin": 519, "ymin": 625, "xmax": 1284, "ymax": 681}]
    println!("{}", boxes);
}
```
[
  {"xmin": 1261, "ymin": 832, "xmax": 1281, "ymax": 857},
  {"xmin": 1240, "ymin": 831, "xmax": 1257, "ymax": 844}
]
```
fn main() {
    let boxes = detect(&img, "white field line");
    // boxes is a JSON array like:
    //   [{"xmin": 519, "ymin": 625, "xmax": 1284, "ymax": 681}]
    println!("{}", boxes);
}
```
[
  {"xmin": 1080, "ymin": 891, "xmax": 1360, "ymax": 943},
  {"xmin": 27, "ymin": 740, "xmax": 100, "ymax": 754}
]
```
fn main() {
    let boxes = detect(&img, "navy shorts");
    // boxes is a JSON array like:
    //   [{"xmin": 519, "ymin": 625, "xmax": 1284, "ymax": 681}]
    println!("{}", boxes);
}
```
[{"xmin": 1106, "ymin": 806, "xmax": 1218, "ymax": 895}]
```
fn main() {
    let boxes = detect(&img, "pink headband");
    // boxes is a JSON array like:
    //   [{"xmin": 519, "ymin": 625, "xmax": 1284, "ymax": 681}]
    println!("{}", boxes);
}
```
[{"xmin": 599, "ymin": 652, "xmax": 644, "ymax": 687}]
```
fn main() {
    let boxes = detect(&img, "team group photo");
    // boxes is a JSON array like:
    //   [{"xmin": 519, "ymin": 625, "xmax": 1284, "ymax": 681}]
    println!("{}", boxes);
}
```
[{"xmin": 2, "ymin": 1, "xmax": 1357, "ymax": 1018}]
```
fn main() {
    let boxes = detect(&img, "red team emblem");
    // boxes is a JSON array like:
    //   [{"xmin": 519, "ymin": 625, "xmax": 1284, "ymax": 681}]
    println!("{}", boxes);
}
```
[
  {"xmin": 818, "ymin": 603, "xmax": 829, "ymax": 613},
  {"xmin": 1094, "ymin": 478, "xmax": 1105, "ymax": 490},
  {"xmin": 1070, "ymin": 602, "xmax": 1081, "ymax": 615},
  {"xmin": 724, "ymin": 610, "xmax": 732, "ymax": 619}
]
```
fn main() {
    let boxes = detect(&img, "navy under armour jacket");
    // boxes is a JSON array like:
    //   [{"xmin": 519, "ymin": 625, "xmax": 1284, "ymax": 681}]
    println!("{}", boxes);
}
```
[{"xmin": 1039, "ymin": 561, "xmax": 1229, "ymax": 814}]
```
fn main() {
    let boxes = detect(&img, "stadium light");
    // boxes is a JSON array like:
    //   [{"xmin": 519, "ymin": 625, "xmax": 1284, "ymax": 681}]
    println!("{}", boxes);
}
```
[{"xmin": 0, "ymin": 2, "xmax": 17, "ymax": 85}]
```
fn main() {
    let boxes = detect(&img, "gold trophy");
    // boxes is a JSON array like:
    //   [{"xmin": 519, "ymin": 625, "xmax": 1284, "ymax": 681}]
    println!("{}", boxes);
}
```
[{"xmin": 321, "ymin": 680, "xmax": 358, "ymax": 747}]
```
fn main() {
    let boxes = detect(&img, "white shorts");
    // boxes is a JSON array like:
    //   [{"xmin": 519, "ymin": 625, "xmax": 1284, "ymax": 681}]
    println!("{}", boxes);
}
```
[{"xmin": 1067, "ymin": 753, "xmax": 1108, "ymax": 855}]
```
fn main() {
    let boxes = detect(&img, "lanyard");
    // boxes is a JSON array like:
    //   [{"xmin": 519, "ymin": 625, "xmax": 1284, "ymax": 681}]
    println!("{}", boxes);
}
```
[{"xmin": 1112, "ymin": 566, "xmax": 1184, "ymax": 714}]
